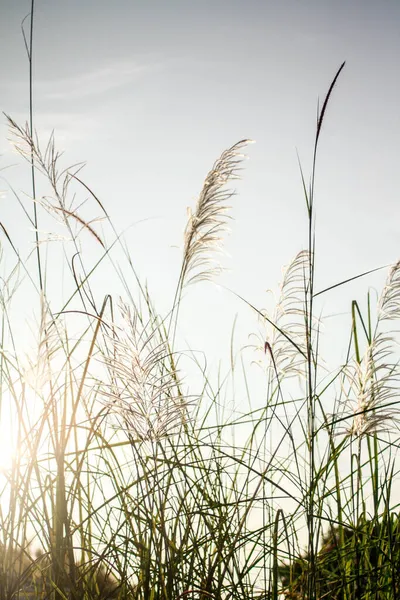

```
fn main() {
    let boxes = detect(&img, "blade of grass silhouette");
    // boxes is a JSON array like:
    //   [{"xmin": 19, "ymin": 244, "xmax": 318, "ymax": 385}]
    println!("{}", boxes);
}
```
[
  {"xmin": 53, "ymin": 310, "xmax": 113, "ymax": 330},
  {"xmin": 352, "ymin": 299, "xmax": 370, "ymax": 356},
  {"xmin": 305, "ymin": 61, "xmax": 346, "ymax": 600},
  {"xmin": 314, "ymin": 61, "xmax": 346, "ymax": 152},
  {"xmin": 0, "ymin": 221, "xmax": 43, "ymax": 298},
  {"xmin": 314, "ymin": 264, "xmax": 391, "ymax": 298},
  {"xmin": 273, "ymin": 509, "xmax": 284, "ymax": 600},
  {"xmin": 21, "ymin": 2, "xmax": 43, "ymax": 292},
  {"xmin": 68, "ymin": 172, "xmax": 152, "ymax": 320},
  {"xmin": 0, "ymin": 181, "xmax": 35, "ymax": 227},
  {"xmin": 220, "ymin": 285, "xmax": 308, "ymax": 359},
  {"xmin": 61, "ymin": 295, "xmax": 112, "ymax": 449},
  {"xmin": 54, "ymin": 225, "xmax": 140, "ymax": 323},
  {"xmin": 296, "ymin": 150, "xmax": 310, "ymax": 215},
  {"xmin": 68, "ymin": 174, "xmax": 108, "ymax": 216}
]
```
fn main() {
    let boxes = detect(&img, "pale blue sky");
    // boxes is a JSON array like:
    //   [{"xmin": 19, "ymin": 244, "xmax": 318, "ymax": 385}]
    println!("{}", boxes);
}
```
[{"xmin": 1, "ymin": 0, "xmax": 400, "ymax": 369}]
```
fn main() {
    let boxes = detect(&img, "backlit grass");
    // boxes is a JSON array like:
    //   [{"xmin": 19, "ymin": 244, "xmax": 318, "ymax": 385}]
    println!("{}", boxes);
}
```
[{"xmin": 1, "ymin": 7, "xmax": 400, "ymax": 599}]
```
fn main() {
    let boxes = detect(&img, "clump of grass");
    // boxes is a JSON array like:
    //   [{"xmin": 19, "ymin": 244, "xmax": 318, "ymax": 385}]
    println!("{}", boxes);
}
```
[{"xmin": 1, "ymin": 7, "xmax": 400, "ymax": 600}]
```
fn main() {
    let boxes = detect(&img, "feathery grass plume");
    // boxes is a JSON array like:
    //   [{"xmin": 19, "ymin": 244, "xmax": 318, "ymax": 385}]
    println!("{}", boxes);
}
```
[
  {"xmin": 343, "ymin": 333, "xmax": 400, "ymax": 437},
  {"xmin": 378, "ymin": 259, "xmax": 400, "ymax": 321},
  {"xmin": 6, "ymin": 115, "xmax": 105, "ymax": 248},
  {"xmin": 341, "ymin": 261, "xmax": 400, "ymax": 437},
  {"xmin": 272, "ymin": 250, "xmax": 311, "ymax": 378},
  {"xmin": 255, "ymin": 250, "xmax": 312, "ymax": 379},
  {"xmin": 22, "ymin": 294, "xmax": 60, "ymax": 392},
  {"xmin": 101, "ymin": 300, "xmax": 190, "ymax": 441},
  {"xmin": 181, "ymin": 139, "xmax": 252, "ymax": 289}
]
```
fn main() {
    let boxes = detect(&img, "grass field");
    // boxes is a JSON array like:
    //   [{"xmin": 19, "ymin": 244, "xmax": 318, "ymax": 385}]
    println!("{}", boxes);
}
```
[{"xmin": 1, "ymin": 7, "xmax": 400, "ymax": 600}]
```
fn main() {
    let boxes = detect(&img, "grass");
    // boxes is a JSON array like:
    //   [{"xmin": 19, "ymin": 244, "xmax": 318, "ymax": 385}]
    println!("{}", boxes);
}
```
[{"xmin": 1, "ymin": 7, "xmax": 400, "ymax": 600}]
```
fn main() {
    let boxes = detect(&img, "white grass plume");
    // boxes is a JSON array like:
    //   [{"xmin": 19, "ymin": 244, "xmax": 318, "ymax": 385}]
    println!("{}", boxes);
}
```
[
  {"xmin": 343, "ymin": 333, "xmax": 400, "ymax": 437},
  {"xmin": 378, "ymin": 259, "xmax": 400, "ymax": 321},
  {"xmin": 181, "ymin": 139, "xmax": 252, "ymax": 288},
  {"xmin": 102, "ymin": 301, "xmax": 190, "ymax": 441},
  {"xmin": 257, "ymin": 250, "xmax": 312, "ymax": 379},
  {"xmin": 6, "ymin": 116, "xmax": 104, "ymax": 248},
  {"xmin": 342, "ymin": 262, "xmax": 400, "ymax": 437}
]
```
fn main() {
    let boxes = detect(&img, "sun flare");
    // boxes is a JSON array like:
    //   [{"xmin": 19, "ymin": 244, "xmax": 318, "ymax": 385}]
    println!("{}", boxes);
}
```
[{"xmin": 0, "ymin": 415, "xmax": 20, "ymax": 473}]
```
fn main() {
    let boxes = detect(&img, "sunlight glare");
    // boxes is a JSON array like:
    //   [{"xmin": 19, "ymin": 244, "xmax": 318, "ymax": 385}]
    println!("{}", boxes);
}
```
[{"xmin": 0, "ymin": 419, "xmax": 18, "ymax": 473}]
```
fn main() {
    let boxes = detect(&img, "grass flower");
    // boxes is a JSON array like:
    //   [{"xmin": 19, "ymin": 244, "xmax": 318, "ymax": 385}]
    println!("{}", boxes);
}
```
[
  {"xmin": 341, "ymin": 262, "xmax": 400, "ymax": 438},
  {"xmin": 102, "ymin": 301, "xmax": 190, "ymax": 441},
  {"xmin": 180, "ymin": 139, "xmax": 252, "ymax": 289},
  {"xmin": 344, "ymin": 335, "xmax": 400, "ymax": 437}
]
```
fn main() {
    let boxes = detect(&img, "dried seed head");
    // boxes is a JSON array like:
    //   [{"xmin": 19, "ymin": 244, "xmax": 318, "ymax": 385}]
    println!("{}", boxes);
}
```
[
  {"xmin": 101, "ymin": 301, "xmax": 191, "ymax": 441},
  {"xmin": 182, "ymin": 139, "xmax": 252, "ymax": 288}
]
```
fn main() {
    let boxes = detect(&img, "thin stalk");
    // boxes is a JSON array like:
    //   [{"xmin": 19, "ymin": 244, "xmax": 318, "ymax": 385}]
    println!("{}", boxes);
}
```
[
  {"xmin": 22, "ymin": 1, "xmax": 43, "ymax": 292},
  {"xmin": 305, "ymin": 61, "xmax": 346, "ymax": 600}
]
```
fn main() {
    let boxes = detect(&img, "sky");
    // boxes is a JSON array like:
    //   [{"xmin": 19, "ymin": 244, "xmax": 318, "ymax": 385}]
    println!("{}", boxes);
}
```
[{"xmin": 1, "ymin": 0, "xmax": 400, "ymax": 380}]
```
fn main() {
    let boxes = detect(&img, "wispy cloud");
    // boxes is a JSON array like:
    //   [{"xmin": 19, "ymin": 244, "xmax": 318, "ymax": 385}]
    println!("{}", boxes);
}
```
[
  {"xmin": 1, "ymin": 56, "xmax": 160, "ymax": 154},
  {"xmin": 36, "ymin": 58, "xmax": 157, "ymax": 101}
]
